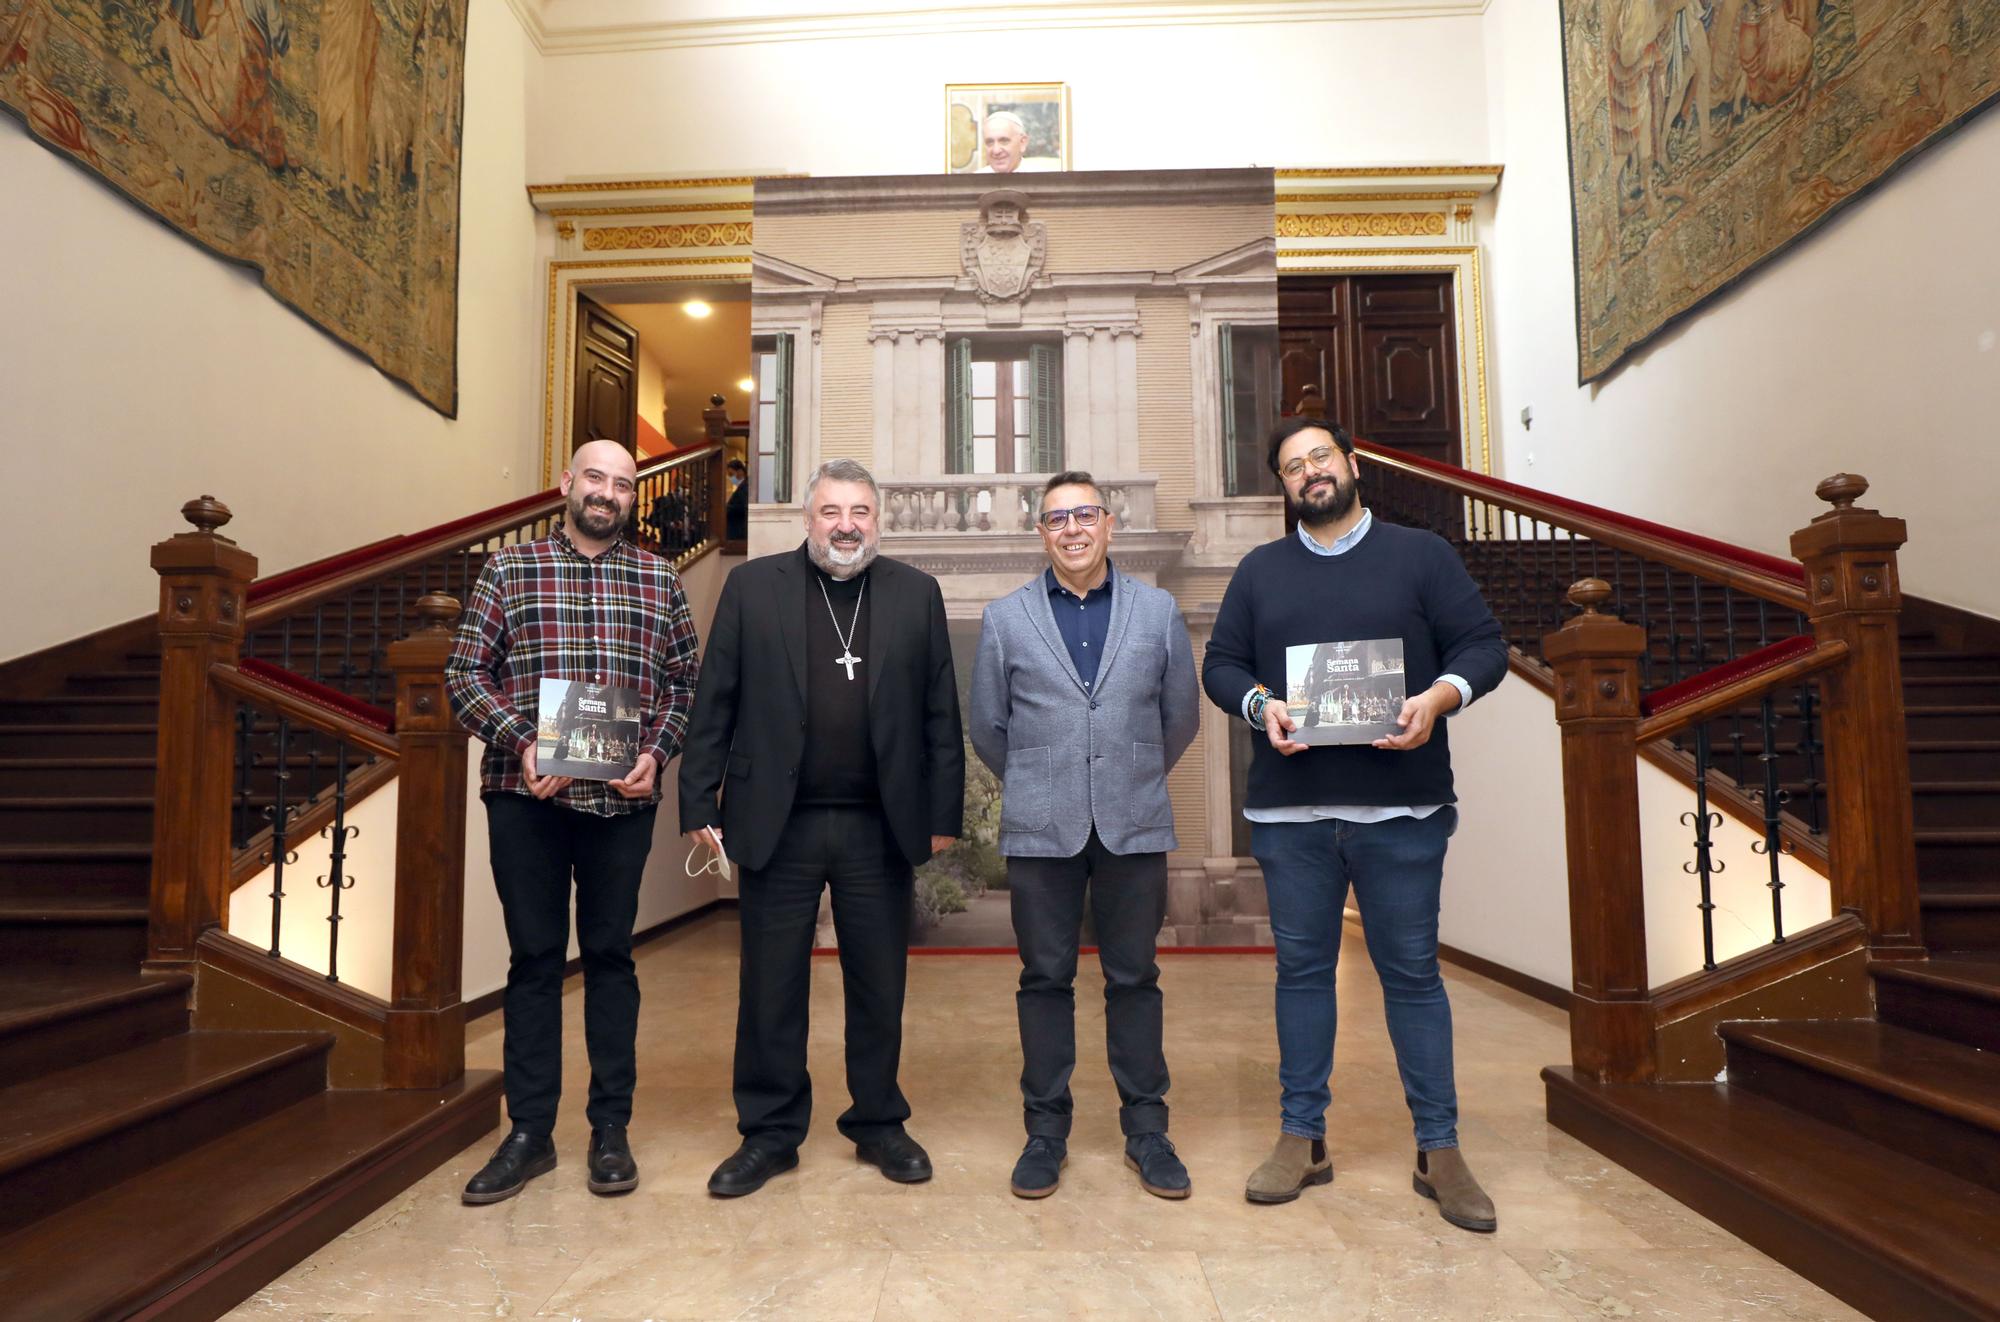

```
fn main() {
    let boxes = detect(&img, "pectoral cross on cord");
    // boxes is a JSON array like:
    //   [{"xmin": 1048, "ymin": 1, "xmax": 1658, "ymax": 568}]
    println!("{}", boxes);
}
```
[{"xmin": 818, "ymin": 575, "xmax": 866, "ymax": 683}]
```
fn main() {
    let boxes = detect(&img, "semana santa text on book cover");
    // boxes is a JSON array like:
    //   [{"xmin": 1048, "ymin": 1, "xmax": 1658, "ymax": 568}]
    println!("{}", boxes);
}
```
[
  {"xmin": 1283, "ymin": 638, "xmax": 1406, "ymax": 746},
  {"xmin": 537, "ymin": 679, "xmax": 645, "ymax": 780}
]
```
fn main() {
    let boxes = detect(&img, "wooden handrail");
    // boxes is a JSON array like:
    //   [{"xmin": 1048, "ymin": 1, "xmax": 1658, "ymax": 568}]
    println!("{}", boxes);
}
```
[
  {"xmin": 210, "ymin": 662, "xmax": 402, "ymax": 760},
  {"xmin": 1634, "ymin": 640, "xmax": 1849, "ymax": 745},
  {"xmin": 246, "ymin": 442, "xmax": 724, "ymax": 627},
  {"xmin": 1355, "ymin": 441, "xmax": 1810, "ymax": 611}
]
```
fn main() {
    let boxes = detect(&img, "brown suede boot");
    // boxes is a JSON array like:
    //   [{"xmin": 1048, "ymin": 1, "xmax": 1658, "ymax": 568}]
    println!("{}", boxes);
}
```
[
  {"xmin": 1413, "ymin": 1146, "xmax": 1497, "ymax": 1232},
  {"xmin": 1245, "ymin": 1133, "xmax": 1332, "ymax": 1205}
]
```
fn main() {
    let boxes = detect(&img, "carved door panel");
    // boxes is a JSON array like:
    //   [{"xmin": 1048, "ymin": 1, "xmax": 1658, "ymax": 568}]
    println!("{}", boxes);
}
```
[
  {"xmin": 1276, "ymin": 273, "xmax": 1462, "ymax": 469},
  {"xmin": 1352, "ymin": 275, "xmax": 1459, "ymax": 469},
  {"xmin": 572, "ymin": 296, "xmax": 639, "ymax": 458}
]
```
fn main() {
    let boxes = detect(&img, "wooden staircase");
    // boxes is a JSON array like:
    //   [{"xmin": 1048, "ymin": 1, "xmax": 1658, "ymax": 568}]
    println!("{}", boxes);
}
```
[
  {"xmin": 1357, "ymin": 444, "xmax": 2000, "ymax": 1320},
  {"xmin": 0, "ymin": 444, "xmax": 726, "ymax": 1319}
]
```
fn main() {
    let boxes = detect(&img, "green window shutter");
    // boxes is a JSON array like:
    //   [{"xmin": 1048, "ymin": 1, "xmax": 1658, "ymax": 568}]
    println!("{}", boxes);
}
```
[
  {"xmin": 1220, "ymin": 323, "xmax": 1239, "ymax": 495},
  {"xmin": 946, "ymin": 337, "xmax": 973, "ymax": 474},
  {"xmin": 773, "ymin": 333, "xmax": 794, "ymax": 502},
  {"xmin": 1029, "ymin": 341, "xmax": 1063, "ymax": 473}
]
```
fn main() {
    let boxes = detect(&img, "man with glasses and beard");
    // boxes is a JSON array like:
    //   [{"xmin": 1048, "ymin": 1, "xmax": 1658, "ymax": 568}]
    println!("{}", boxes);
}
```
[
  {"xmin": 447, "ymin": 439, "xmax": 700, "ymax": 1204},
  {"xmin": 1201, "ymin": 418, "xmax": 1507, "ymax": 1232},
  {"xmin": 680, "ymin": 458, "xmax": 964, "ymax": 1196}
]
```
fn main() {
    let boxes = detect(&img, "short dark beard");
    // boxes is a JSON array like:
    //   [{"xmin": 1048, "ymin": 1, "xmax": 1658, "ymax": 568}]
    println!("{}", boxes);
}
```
[
  {"xmin": 1291, "ymin": 472, "xmax": 1359, "ymax": 529},
  {"xmin": 568, "ymin": 490, "xmax": 624, "ymax": 539}
]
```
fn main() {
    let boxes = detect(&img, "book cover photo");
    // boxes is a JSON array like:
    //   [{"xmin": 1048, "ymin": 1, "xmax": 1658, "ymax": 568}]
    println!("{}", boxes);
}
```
[
  {"xmin": 537, "ymin": 678, "xmax": 646, "ymax": 780},
  {"xmin": 1283, "ymin": 638, "xmax": 1407, "ymax": 746}
]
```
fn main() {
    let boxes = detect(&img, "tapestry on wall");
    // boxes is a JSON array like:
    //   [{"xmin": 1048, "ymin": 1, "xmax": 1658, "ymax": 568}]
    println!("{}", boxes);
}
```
[
  {"xmin": 0, "ymin": 0, "xmax": 470, "ymax": 414},
  {"xmin": 1561, "ymin": 0, "xmax": 2000, "ymax": 383}
]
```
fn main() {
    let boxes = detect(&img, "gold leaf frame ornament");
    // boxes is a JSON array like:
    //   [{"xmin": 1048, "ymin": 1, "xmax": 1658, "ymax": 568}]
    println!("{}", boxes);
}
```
[{"xmin": 946, "ymin": 82, "xmax": 1071, "ymax": 173}]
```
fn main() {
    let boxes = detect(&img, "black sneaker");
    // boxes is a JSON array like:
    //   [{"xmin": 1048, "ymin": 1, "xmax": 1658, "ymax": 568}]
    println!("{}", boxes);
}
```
[
  {"xmin": 1125, "ymin": 1132, "xmax": 1191, "ymax": 1200},
  {"xmin": 462, "ymin": 1130, "xmax": 556, "ymax": 1205},
  {"xmin": 1010, "ymin": 1136, "xmax": 1068, "ymax": 1199},
  {"xmin": 587, "ymin": 1124, "xmax": 639, "ymax": 1195}
]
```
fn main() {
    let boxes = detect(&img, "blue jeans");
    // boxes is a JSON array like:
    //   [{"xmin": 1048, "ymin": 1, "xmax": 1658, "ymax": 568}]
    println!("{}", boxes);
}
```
[{"xmin": 1251, "ymin": 809, "xmax": 1459, "ymax": 1151}]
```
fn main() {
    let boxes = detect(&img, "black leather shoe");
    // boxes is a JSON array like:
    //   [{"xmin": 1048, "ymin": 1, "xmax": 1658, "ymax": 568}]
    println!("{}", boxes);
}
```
[
  {"xmin": 855, "ymin": 1130, "xmax": 933, "ymax": 1183},
  {"xmin": 1009, "ymin": 1135, "xmax": 1068, "ymax": 1199},
  {"xmin": 1125, "ymin": 1132, "xmax": 1191, "ymax": 1200},
  {"xmin": 587, "ymin": 1124, "xmax": 639, "ymax": 1195},
  {"xmin": 707, "ymin": 1142, "xmax": 799, "ymax": 1197},
  {"xmin": 462, "ymin": 1130, "xmax": 556, "ymax": 1205}
]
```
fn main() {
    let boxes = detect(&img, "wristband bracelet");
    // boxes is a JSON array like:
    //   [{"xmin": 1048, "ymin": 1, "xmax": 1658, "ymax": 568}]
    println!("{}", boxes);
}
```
[{"xmin": 1247, "ymin": 685, "xmax": 1273, "ymax": 726}]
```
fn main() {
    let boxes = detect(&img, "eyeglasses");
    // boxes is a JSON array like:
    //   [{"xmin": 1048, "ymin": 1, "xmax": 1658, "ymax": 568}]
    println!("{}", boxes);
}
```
[
  {"xmin": 1279, "ymin": 446, "xmax": 1344, "ymax": 481},
  {"xmin": 1039, "ymin": 504, "xmax": 1106, "ymax": 531}
]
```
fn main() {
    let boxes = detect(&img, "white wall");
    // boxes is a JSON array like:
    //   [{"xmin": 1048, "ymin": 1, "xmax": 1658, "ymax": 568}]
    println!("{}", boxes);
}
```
[
  {"xmin": 0, "ymin": 4, "xmax": 546, "ymax": 662},
  {"xmin": 526, "ymin": 16, "xmax": 1491, "ymax": 179},
  {"xmin": 1480, "ymin": 0, "xmax": 2000, "ymax": 619},
  {"xmin": 1443, "ymin": 672, "xmax": 1826, "ymax": 993}
]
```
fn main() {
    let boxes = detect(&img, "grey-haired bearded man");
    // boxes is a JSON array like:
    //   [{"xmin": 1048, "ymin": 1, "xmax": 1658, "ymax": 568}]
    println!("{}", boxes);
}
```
[{"xmin": 679, "ymin": 459, "xmax": 964, "ymax": 1197}]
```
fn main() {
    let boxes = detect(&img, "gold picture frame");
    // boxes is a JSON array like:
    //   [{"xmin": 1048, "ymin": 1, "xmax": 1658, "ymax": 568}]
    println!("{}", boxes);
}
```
[{"xmin": 945, "ymin": 82, "xmax": 1070, "ymax": 175}]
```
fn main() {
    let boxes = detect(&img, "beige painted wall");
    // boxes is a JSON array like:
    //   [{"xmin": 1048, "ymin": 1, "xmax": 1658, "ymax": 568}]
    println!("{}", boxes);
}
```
[
  {"xmin": 633, "ymin": 336, "xmax": 669, "ymax": 450},
  {"xmin": 1481, "ymin": 0, "xmax": 2000, "ymax": 618},
  {"xmin": 526, "ymin": 16, "xmax": 1491, "ymax": 180},
  {"xmin": 0, "ymin": 4, "xmax": 546, "ymax": 664}
]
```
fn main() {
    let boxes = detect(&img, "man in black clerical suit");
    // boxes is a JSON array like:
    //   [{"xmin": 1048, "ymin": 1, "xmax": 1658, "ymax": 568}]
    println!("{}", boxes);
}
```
[{"xmin": 679, "ymin": 457, "xmax": 964, "ymax": 1197}]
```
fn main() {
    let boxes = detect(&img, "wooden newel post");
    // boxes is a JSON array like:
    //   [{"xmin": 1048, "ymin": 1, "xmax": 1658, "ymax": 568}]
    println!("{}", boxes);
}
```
[
  {"xmin": 702, "ymin": 391, "xmax": 728, "ymax": 446},
  {"xmin": 1790, "ymin": 474, "xmax": 1924, "ymax": 959},
  {"xmin": 383, "ymin": 593, "xmax": 470, "ymax": 1088},
  {"xmin": 1544, "ymin": 579, "xmax": 1655, "ymax": 1083},
  {"xmin": 707, "ymin": 444, "xmax": 730, "ymax": 546},
  {"xmin": 148, "ymin": 497, "xmax": 257, "ymax": 967}
]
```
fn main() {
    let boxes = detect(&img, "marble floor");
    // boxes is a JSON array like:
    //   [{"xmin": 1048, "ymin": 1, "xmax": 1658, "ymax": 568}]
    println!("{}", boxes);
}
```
[{"xmin": 234, "ymin": 914, "xmax": 1861, "ymax": 1320}]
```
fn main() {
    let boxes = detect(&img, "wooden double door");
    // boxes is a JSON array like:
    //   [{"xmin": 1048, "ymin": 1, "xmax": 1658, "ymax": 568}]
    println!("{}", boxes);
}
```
[
  {"xmin": 572, "ymin": 295, "xmax": 639, "ymax": 457},
  {"xmin": 1278, "ymin": 272, "xmax": 1463, "ymax": 469}
]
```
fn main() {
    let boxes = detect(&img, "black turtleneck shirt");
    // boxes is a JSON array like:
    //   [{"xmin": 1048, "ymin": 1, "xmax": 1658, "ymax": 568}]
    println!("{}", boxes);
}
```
[{"xmin": 798, "ymin": 555, "xmax": 879, "ymax": 807}]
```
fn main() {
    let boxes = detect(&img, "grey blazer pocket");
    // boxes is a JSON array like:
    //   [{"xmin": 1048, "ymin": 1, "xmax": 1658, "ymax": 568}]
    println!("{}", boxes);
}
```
[
  {"xmin": 727, "ymin": 750, "xmax": 753, "ymax": 780},
  {"xmin": 1001, "ymin": 745, "xmax": 1053, "ymax": 832},
  {"xmin": 1131, "ymin": 741, "xmax": 1172, "ymax": 828}
]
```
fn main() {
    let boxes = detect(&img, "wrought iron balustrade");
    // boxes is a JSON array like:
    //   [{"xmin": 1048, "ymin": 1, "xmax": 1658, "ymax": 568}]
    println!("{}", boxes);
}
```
[{"xmin": 1354, "ymin": 442, "xmax": 1829, "ymax": 874}]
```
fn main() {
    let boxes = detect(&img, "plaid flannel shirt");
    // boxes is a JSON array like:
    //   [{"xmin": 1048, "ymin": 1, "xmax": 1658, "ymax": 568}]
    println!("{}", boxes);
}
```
[{"xmin": 446, "ymin": 524, "xmax": 699, "ymax": 816}]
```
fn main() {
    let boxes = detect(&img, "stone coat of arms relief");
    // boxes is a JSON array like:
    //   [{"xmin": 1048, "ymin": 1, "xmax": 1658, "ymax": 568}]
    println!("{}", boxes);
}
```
[{"xmin": 961, "ymin": 190, "xmax": 1046, "ymax": 303}]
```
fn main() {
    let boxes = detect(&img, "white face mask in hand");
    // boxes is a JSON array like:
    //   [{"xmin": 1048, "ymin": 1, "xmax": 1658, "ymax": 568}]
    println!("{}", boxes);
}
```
[{"xmin": 684, "ymin": 826, "xmax": 729, "ymax": 878}]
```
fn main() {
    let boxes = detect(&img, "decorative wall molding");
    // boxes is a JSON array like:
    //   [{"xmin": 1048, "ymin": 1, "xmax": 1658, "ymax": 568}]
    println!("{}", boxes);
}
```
[
  {"xmin": 582, "ymin": 222, "xmax": 754, "ymax": 250},
  {"xmin": 502, "ymin": 0, "xmax": 1489, "ymax": 57},
  {"xmin": 1277, "ymin": 212, "xmax": 1448, "ymax": 239}
]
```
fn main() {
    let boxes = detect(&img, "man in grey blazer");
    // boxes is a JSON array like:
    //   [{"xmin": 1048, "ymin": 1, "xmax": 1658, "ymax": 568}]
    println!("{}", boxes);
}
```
[{"xmin": 969, "ymin": 471, "xmax": 1200, "ymax": 1201}]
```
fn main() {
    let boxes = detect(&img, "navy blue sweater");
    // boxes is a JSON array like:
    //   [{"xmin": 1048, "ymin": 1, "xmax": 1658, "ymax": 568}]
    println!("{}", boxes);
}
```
[{"xmin": 1201, "ymin": 520, "xmax": 1507, "ymax": 808}]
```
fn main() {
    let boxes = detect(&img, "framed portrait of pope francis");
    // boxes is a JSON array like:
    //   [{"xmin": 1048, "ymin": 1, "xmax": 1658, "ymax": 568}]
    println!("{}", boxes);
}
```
[{"xmin": 946, "ymin": 83, "xmax": 1070, "ymax": 175}]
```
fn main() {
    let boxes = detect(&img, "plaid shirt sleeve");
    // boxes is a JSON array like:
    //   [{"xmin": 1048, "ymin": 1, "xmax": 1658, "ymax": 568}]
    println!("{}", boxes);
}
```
[
  {"xmin": 640, "ymin": 567, "xmax": 700, "ymax": 768},
  {"xmin": 445, "ymin": 554, "xmax": 539, "ymax": 757}
]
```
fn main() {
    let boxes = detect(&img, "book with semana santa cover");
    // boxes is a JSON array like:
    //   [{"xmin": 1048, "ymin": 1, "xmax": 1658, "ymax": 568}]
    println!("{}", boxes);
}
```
[
  {"xmin": 1283, "ymin": 638, "xmax": 1406, "ymax": 745},
  {"xmin": 537, "ymin": 679, "xmax": 645, "ymax": 780}
]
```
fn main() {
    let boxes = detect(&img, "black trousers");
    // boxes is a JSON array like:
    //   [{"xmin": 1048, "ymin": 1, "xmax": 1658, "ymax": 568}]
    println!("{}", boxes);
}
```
[
  {"xmin": 1009, "ymin": 832, "xmax": 1170, "ymax": 1138},
  {"xmin": 484, "ymin": 793, "xmax": 656, "ymax": 1138},
  {"xmin": 734, "ymin": 804, "xmax": 914, "ymax": 1153}
]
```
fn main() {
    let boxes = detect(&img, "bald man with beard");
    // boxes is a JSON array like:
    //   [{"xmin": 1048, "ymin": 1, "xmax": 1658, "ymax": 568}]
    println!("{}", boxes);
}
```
[{"xmin": 447, "ymin": 440, "xmax": 701, "ymax": 1205}]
